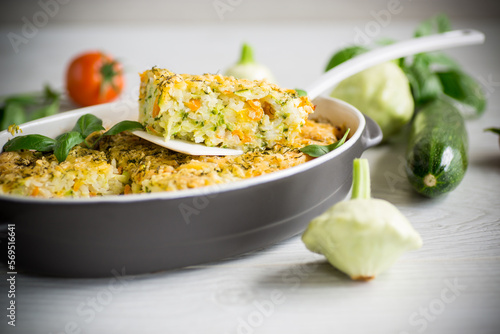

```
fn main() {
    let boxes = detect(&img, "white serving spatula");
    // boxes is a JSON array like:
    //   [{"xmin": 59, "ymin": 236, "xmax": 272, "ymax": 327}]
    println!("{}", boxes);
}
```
[{"xmin": 133, "ymin": 29, "xmax": 485, "ymax": 155}]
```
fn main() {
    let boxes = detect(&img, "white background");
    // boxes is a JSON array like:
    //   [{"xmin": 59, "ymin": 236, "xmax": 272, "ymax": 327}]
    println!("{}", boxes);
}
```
[{"xmin": 0, "ymin": 1, "xmax": 499, "ymax": 333}]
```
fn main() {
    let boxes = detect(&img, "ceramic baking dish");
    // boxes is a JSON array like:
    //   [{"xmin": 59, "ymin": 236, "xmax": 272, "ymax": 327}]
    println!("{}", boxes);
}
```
[{"xmin": 0, "ymin": 96, "xmax": 382, "ymax": 277}]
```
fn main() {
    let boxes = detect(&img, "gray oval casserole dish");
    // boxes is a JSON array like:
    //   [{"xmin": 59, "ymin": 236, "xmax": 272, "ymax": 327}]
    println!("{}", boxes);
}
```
[{"xmin": 0, "ymin": 96, "xmax": 382, "ymax": 277}]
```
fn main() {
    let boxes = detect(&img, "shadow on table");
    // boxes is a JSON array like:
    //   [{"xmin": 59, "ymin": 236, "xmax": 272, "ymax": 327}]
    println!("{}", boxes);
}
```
[
  {"xmin": 253, "ymin": 260, "xmax": 370, "ymax": 290},
  {"xmin": 367, "ymin": 136, "xmax": 445, "ymax": 207},
  {"xmin": 471, "ymin": 153, "xmax": 500, "ymax": 171}
]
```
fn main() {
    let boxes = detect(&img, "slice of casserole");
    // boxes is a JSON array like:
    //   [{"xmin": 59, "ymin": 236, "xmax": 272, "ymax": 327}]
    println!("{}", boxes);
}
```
[{"xmin": 139, "ymin": 68, "xmax": 315, "ymax": 151}]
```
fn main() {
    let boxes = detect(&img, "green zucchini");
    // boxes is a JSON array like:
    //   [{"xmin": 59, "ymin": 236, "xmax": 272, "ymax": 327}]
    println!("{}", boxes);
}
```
[{"xmin": 405, "ymin": 98, "xmax": 468, "ymax": 197}]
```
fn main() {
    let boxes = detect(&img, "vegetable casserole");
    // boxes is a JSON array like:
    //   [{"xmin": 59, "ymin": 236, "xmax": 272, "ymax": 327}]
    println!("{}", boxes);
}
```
[
  {"xmin": 0, "ymin": 120, "xmax": 343, "ymax": 198},
  {"xmin": 139, "ymin": 68, "xmax": 315, "ymax": 151}
]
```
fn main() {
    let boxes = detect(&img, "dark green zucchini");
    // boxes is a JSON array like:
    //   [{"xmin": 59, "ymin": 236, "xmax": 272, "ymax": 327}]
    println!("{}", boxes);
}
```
[{"xmin": 405, "ymin": 98, "xmax": 468, "ymax": 197}]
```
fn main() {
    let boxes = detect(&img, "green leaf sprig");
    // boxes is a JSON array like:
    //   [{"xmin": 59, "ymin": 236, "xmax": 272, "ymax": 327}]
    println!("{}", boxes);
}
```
[
  {"xmin": 403, "ymin": 15, "xmax": 486, "ymax": 116},
  {"xmin": 3, "ymin": 134, "xmax": 56, "ymax": 153},
  {"xmin": 53, "ymin": 132, "xmax": 85, "ymax": 162},
  {"xmin": 2, "ymin": 114, "xmax": 143, "ymax": 162},
  {"xmin": 0, "ymin": 85, "xmax": 61, "ymax": 131},
  {"xmin": 295, "ymin": 89, "xmax": 307, "ymax": 97},
  {"xmin": 325, "ymin": 46, "xmax": 369, "ymax": 72},
  {"xmin": 485, "ymin": 127, "xmax": 500, "ymax": 135},
  {"xmin": 323, "ymin": 14, "xmax": 486, "ymax": 119},
  {"xmin": 300, "ymin": 128, "xmax": 350, "ymax": 157}
]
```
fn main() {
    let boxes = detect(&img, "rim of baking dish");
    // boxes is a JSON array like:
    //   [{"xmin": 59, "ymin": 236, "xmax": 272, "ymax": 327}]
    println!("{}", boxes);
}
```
[{"xmin": 0, "ymin": 97, "xmax": 366, "ymax": 204}]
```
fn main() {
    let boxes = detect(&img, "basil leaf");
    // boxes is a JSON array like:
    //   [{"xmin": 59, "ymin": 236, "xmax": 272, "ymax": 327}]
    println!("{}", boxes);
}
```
[
  {"xmin": 422, "ymin": 52, "xmax": 460, "ymax": 69},
  {"xmin": 375, "ymin": 37, "xmax": 396, "ymax": 46},
  {"xmin": 300, "ymin": 128, "xmax": 350, "ymax": 157},
  {"xmin": 414, "ymin": 14, "xmax": 451, "ymax": 37},
  {"xmin": 295, "ymin": 89, "xmax": 307, "ymax": 97},
  {"xmin": 43, "ymin": 84, "xmax": 60, "ymax": 102},
  {"xmin": 325, "ymin": 46, "xmax": 369, "ymax": 72},
  {"xmin": 435, "ymin": 14, "xmax": 452, "ymax": 33},
  {"xmin": 3, "ymin": 94, "xmax": 39, "ymax": 106},
  {"xmin": 103, "ymin": 120, "xmax": 144, "ymax": 136},
  {"xmin": 414, "ymin": 23, "xmax": 432, "ymax": 38},
  {"xmin": 1, "ymin": 85, "xmax": 61, "ymax": 127},
  {"xmin": 30, "ymin": 98, "xmax": 60, "ymax": 121},
  {"xmin": 54, "ymin": 131, "xmax": 84, "ymax": 162},
  {"xmin": 403, "ymin": 55, "xmax": 443, "ymax": 107},
  {"xmin": 29, "ymin": 84, "xmax": 61, "ymax": 121},
  {"xmin": 416, "ymin": 72, "xmax": 442, "ymax": 106},
  {"xmin": 485, "ymin": 128, "xmax": 500, "ymax": 135},
  {"xmin": 437, "ymin": 70, "xmax": 486, "ymax": 118},
  {"xmin": 3, "ymin": 134, "xmax": 56, "ymax": 152},
  {"xmin": 1, "ymin": 103, "xmax": 26, "ymax": 131},
  {"xmin": 72, "ymin": 114, "xmax": 105, "ymax": 138}
]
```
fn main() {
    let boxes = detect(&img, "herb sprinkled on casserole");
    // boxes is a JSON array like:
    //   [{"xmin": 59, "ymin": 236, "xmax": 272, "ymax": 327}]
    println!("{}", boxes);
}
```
[
  {"xmin": 139, "ymin": 68, "xmax": 315, "ymax": 151},
  {"xmin": 0, "ymin": 120, "xmax": 343, "ymax": 198}
]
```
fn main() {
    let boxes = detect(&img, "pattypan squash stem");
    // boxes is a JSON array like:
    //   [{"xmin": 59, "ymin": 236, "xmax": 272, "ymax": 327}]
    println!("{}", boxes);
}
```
[
  {"xmin": 351, "ymin": 158, "xmax": 371, "ymax": 199},
  {"xmin": 239, "ymin": 43, "xmax": 255, "ymax": 64},
  {"xmin": 302, "ymin": 157, "xmax": 423, "ymax": 281}
]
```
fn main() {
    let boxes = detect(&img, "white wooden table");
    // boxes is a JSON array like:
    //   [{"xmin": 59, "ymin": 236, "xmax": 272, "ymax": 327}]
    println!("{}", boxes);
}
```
[{"xmin": 0, "ymin": 16, "xmax": 499, "ymax": 334}]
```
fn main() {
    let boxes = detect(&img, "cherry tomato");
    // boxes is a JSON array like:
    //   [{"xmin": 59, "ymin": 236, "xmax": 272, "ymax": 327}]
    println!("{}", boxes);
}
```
[{"xmin": 66, "ymin": 51, "xmax": 124, "ymax": 107}]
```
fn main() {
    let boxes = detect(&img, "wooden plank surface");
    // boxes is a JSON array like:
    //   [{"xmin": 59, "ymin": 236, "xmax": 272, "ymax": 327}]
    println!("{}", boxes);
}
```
[{"xmin": 0, "ymin": 17, "xmax": 499, "ymax": 334}]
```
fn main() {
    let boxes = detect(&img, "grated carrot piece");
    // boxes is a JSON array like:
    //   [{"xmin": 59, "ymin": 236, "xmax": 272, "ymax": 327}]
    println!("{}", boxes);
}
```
[
  {"xmin": 124, "ymin": 184, "xmax": 132, "ymax": 195},
  {"xmin": 73, "ymin": 180, "xmax": 83, "ymax": 192},
  {"xmin": 31, "ymin": 186, "xmax": 39, "ymax": 197},
  {"xmin": 147, "ymin": 125, "xmax": 161, "ymax": 136},
  {"xmin": 246, "ymin": 100, "xmax": 263, "ymax": 121},
  {"xmin": 186, "ymin": 99, "xmax": 201, "ymax": 111},
  {"xmin": 298, "ymin": 96, "xmax": 311, "ymax": 107},
  {"xmin": 232, "ymin": 129, "xmax": 252, "ymax": 143},
  {"xmin": 152, "ymin": 95, "xmax": 160, "ymax": 118}
]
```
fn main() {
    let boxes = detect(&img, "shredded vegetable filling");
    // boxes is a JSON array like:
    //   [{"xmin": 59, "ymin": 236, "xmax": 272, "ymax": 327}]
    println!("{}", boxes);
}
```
[{"xmin": 0, "ymin": 120, "xmax": 343, "ymax": 198}]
